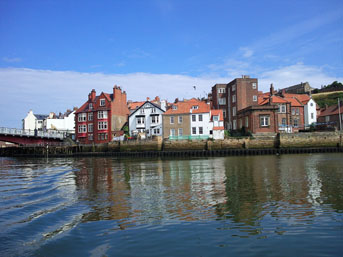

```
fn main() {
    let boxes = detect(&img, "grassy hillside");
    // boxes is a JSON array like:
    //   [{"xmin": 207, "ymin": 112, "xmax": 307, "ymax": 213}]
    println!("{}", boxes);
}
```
[{"xmin": 312, "ymin": 91, "xmax": 343, "ymax": 108}]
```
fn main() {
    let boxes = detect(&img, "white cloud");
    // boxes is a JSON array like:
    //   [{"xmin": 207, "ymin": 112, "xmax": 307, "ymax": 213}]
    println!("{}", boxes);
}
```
[
  {"xmin": 239, "ymin": 47, "xmax": 254, "ymax": 58},
  {"xmin": 0, "ymin": 65, "xmax": 341, "ymax": 128}
]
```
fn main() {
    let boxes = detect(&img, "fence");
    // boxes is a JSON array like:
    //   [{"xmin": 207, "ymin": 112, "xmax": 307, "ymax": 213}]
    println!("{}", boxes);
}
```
[{"xmin": 0, "ymin": 127, "xmax": 65, "ymax": 139}]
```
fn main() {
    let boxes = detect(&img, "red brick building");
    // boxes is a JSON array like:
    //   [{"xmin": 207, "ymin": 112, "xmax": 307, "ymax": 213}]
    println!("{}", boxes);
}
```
[
  {"xmin": 211, "ymin": 84, "xmax": 228, "ymax": 126},
  {"xmin": 317, "ymin": 101, "xmax": 343, "ymax": 130},
  {"xmin": 226, "ymin": 76, "xmax": 259, "ymax": 130},
  {"xmin": 75, "ymin": 86, "xmax": 130, "ymax": 144}
]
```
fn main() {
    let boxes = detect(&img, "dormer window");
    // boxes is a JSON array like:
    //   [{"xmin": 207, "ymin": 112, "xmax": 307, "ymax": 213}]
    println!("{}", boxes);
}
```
[
  {"xmin": 100, "ymin": 99, "xmax": 105, "ymax": 106},
  {"xmin": 140, "ymin": 109, "xmax": 145, "ymax": 114},
  {"xmin": 192, "ymin": 105, "xmax": 199, "ymax": 110},
  {"xmin": 89, "ymin": 103, "xmax": 93, "ymax": 110},
  {"xmin": 172, "ymin": 105, "xmax": 177, "ymax": 110}
]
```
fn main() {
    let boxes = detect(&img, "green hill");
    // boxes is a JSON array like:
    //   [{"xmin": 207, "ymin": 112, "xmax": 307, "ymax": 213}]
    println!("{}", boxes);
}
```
[{"xmin": 312, "ymin": 91, "xmax": 343, "ymax": 108}]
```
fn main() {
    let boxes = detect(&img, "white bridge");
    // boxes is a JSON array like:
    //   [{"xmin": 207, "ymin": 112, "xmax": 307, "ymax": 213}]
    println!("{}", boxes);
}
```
[{"xmin": 0, "ymin": 127, "xmax": 65, "ymax": 140}]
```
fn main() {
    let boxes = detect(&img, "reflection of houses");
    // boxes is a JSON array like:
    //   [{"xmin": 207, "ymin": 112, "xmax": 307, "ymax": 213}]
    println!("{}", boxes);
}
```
[
  {"xmin": 22, "ymin": 110, "xmax": 48, "ymax": 130},
  {"xmin": 75, "ymin": 86, "xmax": 130, "ymax": 144},
  {"xmin": 128, "ymin": 101, "xmax": 165, "ymax": 137},
  {"xmin": 162, "ymin": 98, "xmax": 211, "ymax": 139}
]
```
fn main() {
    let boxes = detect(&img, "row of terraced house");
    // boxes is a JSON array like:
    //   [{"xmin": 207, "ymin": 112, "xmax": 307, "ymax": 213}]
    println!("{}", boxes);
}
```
[{"xmin": 74, "ymin": 76, "xmax": 320, "ymax": 144}]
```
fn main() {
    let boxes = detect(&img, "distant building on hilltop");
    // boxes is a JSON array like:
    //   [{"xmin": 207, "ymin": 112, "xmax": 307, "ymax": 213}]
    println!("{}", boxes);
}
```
[{"xmin": 281, "ymin": 82, "xmax": 314, "ymax": 94}]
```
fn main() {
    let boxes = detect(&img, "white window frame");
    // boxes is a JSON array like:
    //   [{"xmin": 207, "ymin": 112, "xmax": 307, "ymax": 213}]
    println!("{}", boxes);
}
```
[
  {"xmin": 178, "ymin": 128, "xmax": 183, "ymax": 136},
  {"xmin": 100, "ymin": 99, "xmax": 106, "ymax": 106},
  {"xmin": 98, "ymin": 111, "xmax": 108, "ymax": 119},
  {"xmin": 88, "ymin": 123, "xmax": 93, "ymax": 132},
  {"xmin": 170, "ymin": 128, "xmax": 176, "ymax": 136},
  {"xmin": 233, "ymin": 107, "xmax": 236, "ymax": 116},
  {"xmin": 137, "ymin": 117, "xmax": 145, "ymax": 125},
  {"xmin": 78, "ymin": 124, "xmax": 87, "ymax": 133},
  {"xmin": 232, "ymin": 95, "xmax": 236, "ymax": 103},
  {"xmin": 260, "ymin": 115, "xmax": 270, "ymax": 127},
  {"xmin": 88, "ymin": 112, "xmax": 93, "ymax": 121},
  {"xmin": 98, "ymin": 121, "xmax": 108, "ymax": 130},
  {"xmin": 252, "ymin": 82, "xmax": 257, "ymax": 89},
  {"xmin": 78, "ymin": 113, "xmax": 86, "ymax": 122},
  {"xmin": 232, "ymin": 84, "xmax": 236, "ymax": 91},
  {"xmin": 170, "ymin": 116, "xmax": 174, "ymax": 124},
  {"xmin": 253, "ymin": 95, "xmax": 257, "ymax": 102}
]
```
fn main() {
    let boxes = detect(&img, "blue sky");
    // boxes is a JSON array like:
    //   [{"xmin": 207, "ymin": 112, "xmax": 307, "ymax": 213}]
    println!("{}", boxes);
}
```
[{"xmin": 0, "ymin": 0, "xmax": 342, "ymax": 128}]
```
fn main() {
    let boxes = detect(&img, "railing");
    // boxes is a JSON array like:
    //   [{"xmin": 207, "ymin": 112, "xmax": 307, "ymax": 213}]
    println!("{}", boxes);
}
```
[
  {"xmin": 0, "ymin": 127, "xmax": 65, "ymax": 139},
  {"xmin": 169, "ymin": 135, "xmax": 209, "ymax": 140}
]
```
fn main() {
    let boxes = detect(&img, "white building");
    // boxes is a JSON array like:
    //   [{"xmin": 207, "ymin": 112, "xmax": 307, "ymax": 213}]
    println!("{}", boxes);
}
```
[
  {"xmin": 22, "ymin": 110, "xmax": 48, "ymax": 130},
  {"xmin": 44, "ymin": 110, "xmax": 75, "ymax": 133},
  {"xmin": 129, "ymin": 101, "xmax": 165, "ymax": 137},
  {"xmin": 190, "ymin": 106, "xmax": 211, "ymax": 137},
  {"xmin": 304, "ymin": 98, "xmax": 317, "ymax": 127},
  {"xmin": 209, "ymin": 109, "xmax": 225, "ymax": 139}
]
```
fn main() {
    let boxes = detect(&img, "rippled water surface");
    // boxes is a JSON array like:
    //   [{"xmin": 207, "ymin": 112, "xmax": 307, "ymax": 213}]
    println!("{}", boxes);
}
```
[{"xmin": 0, "ymin": 154, "xmax": 342, "ymax": 256}]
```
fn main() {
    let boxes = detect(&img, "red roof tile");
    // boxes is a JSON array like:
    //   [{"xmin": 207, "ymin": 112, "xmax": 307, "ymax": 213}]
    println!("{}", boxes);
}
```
[
  {"xmin": 211, "ymin": 109, "xmax": 224, "ymax": 121},
  {"xmin": 164, "ymin": 99, "xmax": 210, "ymax": 115}
]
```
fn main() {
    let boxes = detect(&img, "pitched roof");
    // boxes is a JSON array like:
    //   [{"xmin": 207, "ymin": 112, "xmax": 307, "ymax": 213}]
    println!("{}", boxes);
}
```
[
  {"xmin": 319, "ymin": 103, "xmax": 343, "ymax": 117},
  {"xmin": 35, "ymin": 114, "xmax": 48, "ymax": 120},
  {"xmin": 128, "ymin": 101, "xmax": 145, "ymax": 110},
  {"xmin": 129, "ymin": 101, "xmax": 165, "ymax": 117},
  {"xmin": 211, "ymin": 109, "xmax": 224, "ymax": 121},
  {"xmin": 283, "ymin": 93, "xmax": 311, "ymax": 104},
  {"xmin": 164, "ymin": 99, "xmax": 210, "ymax": 115},
  {"xmin": 283, "ymin": 97, "xmax": 303, "ymax": 107}
]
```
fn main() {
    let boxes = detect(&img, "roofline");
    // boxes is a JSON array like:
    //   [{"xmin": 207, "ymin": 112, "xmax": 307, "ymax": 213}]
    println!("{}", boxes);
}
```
[{"xmin": 129, "ymin": 101, "xmax": 165, "ymax": 117}]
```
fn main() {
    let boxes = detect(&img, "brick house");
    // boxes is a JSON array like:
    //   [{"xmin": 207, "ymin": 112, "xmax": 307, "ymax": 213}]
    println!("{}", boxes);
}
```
[
  {"xmin": 226, "ymin": 76, "xmax": 259, "ymax": 130},
  {"xmin": 75, "ymin": 86, "xmax": 129, "ymax": 144},
  {"xmin": 162, "ymin": 98, "xmax": 211, "ymax": 139},
  {"xmin": 317, "ymin": 101, "xmax": 343, "ymax": 130},
  {"xmin": 211, "ymin": 84, "xmax": 228, "ymax": 127}
]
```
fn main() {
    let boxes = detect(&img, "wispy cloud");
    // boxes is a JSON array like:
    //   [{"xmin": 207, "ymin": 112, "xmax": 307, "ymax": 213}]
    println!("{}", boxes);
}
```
[
  {"xmin": 2, "ymin": 57, "xmax": 22, "ymax": 63},
  {"xmin": 1, "ymin": 65, "xmax": 341, "ymax": 128}
]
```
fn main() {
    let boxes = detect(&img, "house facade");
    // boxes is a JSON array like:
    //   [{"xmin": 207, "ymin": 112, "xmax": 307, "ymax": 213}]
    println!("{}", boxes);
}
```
[
  {"xmin": 317, "ymin": 101, "xmax": 343, "ymax": 130},
  {"xmin": 226, "ymin": 76, "xmax": 259, "ymax": 130},
  {"xmin": 209, "ymin": 109, "xmax": 225, "ymax": 139},
  {"xmin": 22, "ymin": 110, "xmax": 48, "ymax": 131},
  {"xmin": 44, "ymin": 109, "xmax": 76, "ymax": 134},
  {"xmin": 75, "ymin": 86, "xmax": 129, "ymax": 144},
  {"xmin": 162, "ymin": 99, "xmax": 211, "ymax": 139},
  {"xmin": 128, "ymin": 101, "xmax": 165, "ymax": 137},
  {"xmin": 211, "ymin": 84, "xmax": 227, "ymax": 127}
]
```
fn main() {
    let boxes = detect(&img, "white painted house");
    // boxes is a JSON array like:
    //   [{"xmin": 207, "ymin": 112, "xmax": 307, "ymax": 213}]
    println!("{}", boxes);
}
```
[
  {"xmin": 22, "ymin": 110, "xmax": 48, "ymax": 130},
  {"xmin": 44, "ymin": 110, "xmax": 76, "ymax": 134},
  {"xmin": 209, "ymin": 109, "xmax": 225, "ymax": 139},
  {"xmin": 129, "ymin": 101, "xmax": 165, "ymax": 137},
  {"xmin": 190, "ymin": 106, "xmax": 211, "ymax": 137},
  {"xmin": 304, "ymin": 98, "xmax": 317, "ymax": 127}
]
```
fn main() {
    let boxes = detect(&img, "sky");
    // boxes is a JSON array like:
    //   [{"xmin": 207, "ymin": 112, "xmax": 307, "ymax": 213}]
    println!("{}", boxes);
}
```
[{"xmin": 0, "ymin": 0, "xmax": 342, "ymax": 128}]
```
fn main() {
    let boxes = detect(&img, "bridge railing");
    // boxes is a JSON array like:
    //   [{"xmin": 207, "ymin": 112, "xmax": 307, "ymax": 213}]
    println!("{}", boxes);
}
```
[{"xmin": 0, "ymin": 127, "xmax": 65, "ymax": 139}]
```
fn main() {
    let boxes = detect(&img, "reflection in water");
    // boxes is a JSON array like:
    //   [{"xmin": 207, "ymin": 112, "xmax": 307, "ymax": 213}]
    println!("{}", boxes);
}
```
[{"xmin": 0, "ymin": 154, "xmax": 342, "ymax": 257}]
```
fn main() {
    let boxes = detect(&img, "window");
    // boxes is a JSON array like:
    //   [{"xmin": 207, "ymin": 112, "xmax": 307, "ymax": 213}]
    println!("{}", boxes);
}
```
[
  {"xmin": 199, "ymin": 127, "xmax": 203, "ymax": 134},
  {"xmin": 233, "ymin": 120, "xmax": 237, "ymax": 130},
  {"xmin": 98, "ymin": 133, "xmax": 108, "ymax": 140},
  {"xmin": 140, "ymin": 109, "xmax": 145, "ymax": 114},
  {"xmin": 192, "ymin": 105, "xmax": 199, "ymax": 110},
  {"xmin": 192, "ymin": 115, "xmax": 196, "ymax": 122},
  {"xmin": 78, "ymin": 124, "xmax": 87, "ymax": 133},
  {"xmin": 260, "ymin": 115, "xmax": 270, "ymax": 127},
  {"xmin": 282, "ymin": 118, "xmax": 286, "ymax": 126},
  {"xmin": 98, "ymin": 111, "xmax": 107, "ymax": 119},
  {"xmin": 154, "ymin": 128, "xmax": 160, "ymax": 134},
  {"xmin": 78, "ymin": 113, "xmax": 86, "ymax": 122},
  {"xmin": 88, "ymin": 124, "xmax": 93, "ymax": 132},
  {"xmin": 151, "ymin": 108, "xmax": 156, "ymax": 113},
  {"xmin": 88, "ymin": 134, "xmax": 93, "ymax": 141},
  {"xmin": 252, "ymin": 82, "xmax": 257, "ymax": 89},
  {"xmin": 89, "ymin": 103, "xmax": 93, "ymax": 110},
  {"xmin": 178, "ymin": 128, "xmax": 183, "ymax": 136},
  {"xmin": 292, "ymin": 108, "xmax": 295, "ymax": 115},
  {"xmin": 245, "ymin": 116, "xmax": 249, "ymax": 127},
  {"xmin": 170, "ymin": 128, "xmax": 176, "ymax": 136},
  {"xmin": 213, "ymin": 115, "xmax": 219, "ymax": 121},
  {"xmin": 172, "ymin": 105, "xmax": 177, "ymax": 110},
  {"xmin": 293, "ymin": 118, "xmax": 299, "ymax": 128},
  {"xmin": 232, "ymin": 95, "xmax": 236, "ymax": 103},
  {"xmin": 233, "ymin": 107, "xmax": 236, "ymax": 116},
  {"xmin": 325, "ymin": 116, "xmax": 330, "ymax": 122},
  {"xmin": 296, "ymin": 108, "xmax": 299, "ymax": 115},
  {"xmin": 100, "ymin": 99, "xmax": 105, "ymax": 106},
  {"xmin": 192, "ymin": 127, "xmax": 196, "ymax": 134},
  {"xmin": 223, "ymin": 110, "xmax": 226, "ymax": 118},
  {"xmin": 219, "ymin": 98, "xmax": 226, "ymax": 105},
  {"xmin": 310, "ymin": 103, "xmax": 314, "ymax": 107},
  {"xmin": 198, "ymin": 114, "xmax": 203, "ymax": 121},
  {"xmin": 98, "ymin": 121, "xmax": 108, "ymax": 130},
  {"xmin": 311, "ymin": 113, "xmax": 314, "ymax": 119},
  {"xmin": 178, "ymin": 116, "xmax": 183, "ymax": 123},
  {"xmin": 88, "ymin": 112, "xmax": 93, "ymax": 121},
  {"xmin": 253, "ymin": 95, "xmax": 257, "ymax": 101},
  {"xmin": 279, "ymin": 104, "xmax": 286, "ymax": 113},
  {"xmin": 232, "ymin": 84, "xmax": 236, "ymax": 91},
  {"xmin": 218, "ymin": 88, "xmax": 226, "ymax": 93},
  {"xmin": 170, "ymin": 116, "xmax": 174, "ymax": 124},
  {"xmin": 151, "ymin": 115, "xmax": 159, "ymax": 123},
  {"xmin": 137, "ymin": 117, "xmax": 145, "ymax": 125}
]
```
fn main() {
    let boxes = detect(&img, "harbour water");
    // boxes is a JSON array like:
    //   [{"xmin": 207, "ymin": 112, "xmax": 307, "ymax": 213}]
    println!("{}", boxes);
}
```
[{"xmin": 0, "ymin": 154, "xmax": 342, "ymax": 256}]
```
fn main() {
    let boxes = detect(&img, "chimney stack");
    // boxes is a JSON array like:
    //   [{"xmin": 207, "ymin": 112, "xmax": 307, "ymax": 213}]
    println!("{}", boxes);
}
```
[
  {"xmin": 270, "ymin": 83, "xmax": 274, "ymax": 96},
  {"xmin": 89, "ymin": 89, "xmax": 96, "ymax": 101}
]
